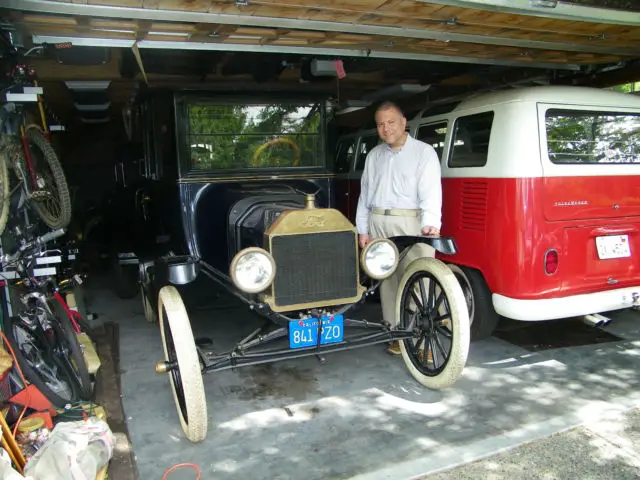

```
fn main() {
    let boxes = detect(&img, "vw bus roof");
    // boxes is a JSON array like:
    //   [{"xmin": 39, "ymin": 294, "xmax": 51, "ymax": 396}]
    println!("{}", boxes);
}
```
[
  {"xmin": 417, "ymin": 85, "xmax": 640, "ymax": 119},
  {"xmin": 454, "ymin": 85, "xmax": 640, "ymax": 111}
]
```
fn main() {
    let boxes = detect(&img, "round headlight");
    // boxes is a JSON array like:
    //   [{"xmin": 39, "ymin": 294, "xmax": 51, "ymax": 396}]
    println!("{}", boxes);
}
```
[
  {"xmin": 230, "ymin": 247, "xmax": 276, "ymax": 293},
  {"xmin": 361, "ymin": 238, "xmax": 399, "ymax": 280}
]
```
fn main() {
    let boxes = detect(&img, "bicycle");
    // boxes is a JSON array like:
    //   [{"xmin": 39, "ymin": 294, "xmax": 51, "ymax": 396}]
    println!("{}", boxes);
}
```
[
  {"xmin": 0, "ymin": 227, "xmax": 92, "ymax": 408},
  {"xmin": 0, "ymin": 38, "xmax": 72, "ymax": 235}
]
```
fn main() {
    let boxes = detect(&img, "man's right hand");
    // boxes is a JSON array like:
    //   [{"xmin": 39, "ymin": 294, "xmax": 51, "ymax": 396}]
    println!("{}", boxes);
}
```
[{"xmin": 358, "ymin": 234, "xmax": 370, "ymax": 249}]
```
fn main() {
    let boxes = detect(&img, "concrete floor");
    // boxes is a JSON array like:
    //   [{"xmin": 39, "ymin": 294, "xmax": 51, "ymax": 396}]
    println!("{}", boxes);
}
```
[
  {"xmin": 426, "ymin": 407, "xmax": 640, "ymax": 480},
  {"xmin": 85, "ymin": 277, "xmax": 640, "ymax": 480}
]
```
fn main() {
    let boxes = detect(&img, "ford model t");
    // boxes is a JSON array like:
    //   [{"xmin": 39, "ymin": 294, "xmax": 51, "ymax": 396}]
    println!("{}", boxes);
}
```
[{"xmin": 109, "ymin": 90, "xmax": 470, "ymax": 442}]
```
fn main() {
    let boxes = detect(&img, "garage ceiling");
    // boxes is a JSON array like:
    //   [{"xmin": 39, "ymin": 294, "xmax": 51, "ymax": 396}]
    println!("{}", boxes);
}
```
[{"xmin": 1, "ymin": 0, "xmax": 640, "ymax": 127}]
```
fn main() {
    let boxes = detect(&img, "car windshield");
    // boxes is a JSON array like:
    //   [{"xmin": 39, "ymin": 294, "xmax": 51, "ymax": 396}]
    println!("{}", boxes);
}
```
[
  {"xmin": 546, "ymin": 109, "xmax": 640, "ymax": 165},
  {"xmin": 186, "ymin": 102, "xmax": 324, "ymax": 171}
]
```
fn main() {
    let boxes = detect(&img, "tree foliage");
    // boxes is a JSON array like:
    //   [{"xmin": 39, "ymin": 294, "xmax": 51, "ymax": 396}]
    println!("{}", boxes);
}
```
[
  {"xmin": 188, "ymin": 103, "xmax": 322, "ymax": 170},
  {"xmin": 546, "ymin": 110, "xmax": 640, "ymax": 164}
]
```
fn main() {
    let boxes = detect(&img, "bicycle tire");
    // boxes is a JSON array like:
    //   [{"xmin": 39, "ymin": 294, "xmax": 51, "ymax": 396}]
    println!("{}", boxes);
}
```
[
  {"xmin": 3, "ymin": 314, "xmax": 81, "ymax": 408},
  {"xmin": 50, "ymin": 300, "xmax": 93, "ymax": 400},
  {"xmin": 0, "ymin": 147, "xmax": 10, "ymax": 235},
  {"xmin": 24, "ymin": 125, "xmax": 72, "ymax": 229}
]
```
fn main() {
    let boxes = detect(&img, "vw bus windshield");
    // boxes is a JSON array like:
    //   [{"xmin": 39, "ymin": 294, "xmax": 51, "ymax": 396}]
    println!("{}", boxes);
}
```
[
  {"xmin": 546, "ymin": 109, "xmax": 640, "ymax": 165},
  {"xmin": 186, "ymin": 102, "xmax": 324, "ymax": 171}
]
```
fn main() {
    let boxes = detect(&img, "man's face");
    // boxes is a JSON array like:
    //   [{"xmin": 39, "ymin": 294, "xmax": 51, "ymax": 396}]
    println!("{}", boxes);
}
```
[{"xmin": 375, "ymin": 107, "xmax": 407, "ymax": 146}]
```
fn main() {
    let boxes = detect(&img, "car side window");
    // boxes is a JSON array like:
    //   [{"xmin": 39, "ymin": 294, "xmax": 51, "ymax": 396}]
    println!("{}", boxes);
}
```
[
  {"xmin": 448, "ymin": 112, "xmax": 494, "ymax": 168},
  {"xmin": 355, "ymin": 135, "xmax": 380, "ymax": 172},
  {"xmin": 335, "ymin": 139, "xmax": 356, "ymax": 173},
  {"xmin": 417, "ymin": 122, "xmax": 448, "ymax": 159}
]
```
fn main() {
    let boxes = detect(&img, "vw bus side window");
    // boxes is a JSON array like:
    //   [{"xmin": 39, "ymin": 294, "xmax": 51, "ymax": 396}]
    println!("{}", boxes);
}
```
[
  {"xmin": 448, "ymin": 112, "xmax": 494, "ymax": 168},
  {"xmin": 417, "ymin": 122, "xmax": 447, "ymax": 159},
  {"xmin": 355, "ymin": 135, "xmax": 380, "ymax": 171},
  {"xmin": 335, "ymin": 140, "xmax": 356, "ymax": 173},
  {"xmin": 546, "ymin": 109, "xmax": 640, "ymax": 164}
]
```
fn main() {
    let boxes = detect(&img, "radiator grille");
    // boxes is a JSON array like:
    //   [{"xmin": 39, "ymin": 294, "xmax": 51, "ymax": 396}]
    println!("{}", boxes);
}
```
[
  {"xmin": 271, "ymin": 231, "xmax": 358, "ymax": 308},
  {"xmin": 460, "ymin": 180, "xmax": 488, "ymax": 232}
]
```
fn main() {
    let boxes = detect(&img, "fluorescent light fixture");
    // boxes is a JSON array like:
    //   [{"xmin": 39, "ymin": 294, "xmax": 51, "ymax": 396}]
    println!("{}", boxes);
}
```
[
  {"xmin": 74, "ymin": 102, "xmax": 111, "ymax": 111},
  {"xmin": 65, "ymin": 80, "xmax": 111, "ymax": 90},
  {"xmin": 362, "ymin": 84, "xmax": 431, "ymax": 102},
  {"xmin": 227, "ymin": 34, "xmax": 262, "ymax": 40},
  {"xmin": 94, "ymin": 28, "xmax": 136, "ymax": 34},
  {"xmin": 335, "ymin": 100, "xmax": 372, "ymax": 115},
  {"xmin": 148, "ymin": 31, "xmax": 190, "ymax": 37},
  {"xmin": 530, "ymin": 0, "xmax": 558, "ymax": 7}
]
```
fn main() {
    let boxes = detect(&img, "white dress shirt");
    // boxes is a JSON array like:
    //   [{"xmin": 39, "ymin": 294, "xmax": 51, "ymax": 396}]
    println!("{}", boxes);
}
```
[{"xmin": 355, "ymin": 134, "xmax": 442, "ymax": 235}]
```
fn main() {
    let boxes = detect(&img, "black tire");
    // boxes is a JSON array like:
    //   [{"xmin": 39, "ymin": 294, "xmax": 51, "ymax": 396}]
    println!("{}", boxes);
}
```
[
  {"xmin": 3, "ymin": 315, "xmax": 80, "ymax": 408},
  {"xmin": 448, "ymin": 264, "xmax": 500, "ymax": 341},
  {"xmin": 24, "ymin": 125, "xmax": 72, "ymax": 229},
  {"xmin": 50, "ymin": 301, "xmax": 93, "ymax": 400}
]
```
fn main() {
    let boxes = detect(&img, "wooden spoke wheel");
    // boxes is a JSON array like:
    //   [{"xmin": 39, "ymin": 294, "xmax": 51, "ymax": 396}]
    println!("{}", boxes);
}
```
[
  {"xmin": 158, "ymin": 286, "xmax": 207, "ymax": 442},
  {"xmin": 395, "ymin": 258, "xmax": 470, "ymax": 390}
]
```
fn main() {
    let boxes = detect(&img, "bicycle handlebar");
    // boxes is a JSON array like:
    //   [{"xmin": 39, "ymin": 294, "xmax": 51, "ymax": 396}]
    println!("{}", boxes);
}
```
[{"xmin": 1, "ymin": 228, "xmax": 66, "ymax": 265}]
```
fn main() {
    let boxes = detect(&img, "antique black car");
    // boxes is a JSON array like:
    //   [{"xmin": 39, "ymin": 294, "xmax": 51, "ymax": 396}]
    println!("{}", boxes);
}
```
[{"xmin": 111, "ymin": 90, "xmax": 470, "ymax": 443}]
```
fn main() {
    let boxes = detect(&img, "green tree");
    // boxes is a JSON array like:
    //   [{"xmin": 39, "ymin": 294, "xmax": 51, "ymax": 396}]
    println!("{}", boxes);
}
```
[
  {"xmin": 547, "ymin": 111, "xmax": 640, "ymax": 164},
  {"xmin": 188, "ymin": 105, "xmax": 247, "ymax": 169},
  {"xmin": 188, "ymin": 103, "xmax": 323, "ymax": 170}
]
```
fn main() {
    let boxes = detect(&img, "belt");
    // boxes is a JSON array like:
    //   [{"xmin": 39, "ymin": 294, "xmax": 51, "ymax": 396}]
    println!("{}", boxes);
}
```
[{"xmin": 372, "ymin": 208, "xmax": 421, "ymax": 217}]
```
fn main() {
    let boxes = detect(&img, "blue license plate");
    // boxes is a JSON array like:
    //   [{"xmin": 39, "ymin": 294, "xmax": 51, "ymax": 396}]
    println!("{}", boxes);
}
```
[{"xmin": 289, "ymin": 314, "xmax": 344, "ymax": 349}]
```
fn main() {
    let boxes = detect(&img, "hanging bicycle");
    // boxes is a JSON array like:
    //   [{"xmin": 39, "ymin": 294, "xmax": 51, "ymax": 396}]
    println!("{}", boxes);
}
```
[{"xmin": 0, "ymin": 40, "xmax": 72, "ymax": 235}]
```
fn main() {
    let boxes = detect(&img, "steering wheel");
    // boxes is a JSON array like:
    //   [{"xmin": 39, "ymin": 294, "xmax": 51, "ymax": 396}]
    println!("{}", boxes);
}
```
[{"xmin": 251, "ymin": 137, "xmax": 301, "ymax": 167}]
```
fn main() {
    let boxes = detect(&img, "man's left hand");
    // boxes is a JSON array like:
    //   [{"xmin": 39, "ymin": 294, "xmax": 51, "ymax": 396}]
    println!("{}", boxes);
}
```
[{"xmin": 421, "ymin": 226, "xmax": 440, "ymax": 237}]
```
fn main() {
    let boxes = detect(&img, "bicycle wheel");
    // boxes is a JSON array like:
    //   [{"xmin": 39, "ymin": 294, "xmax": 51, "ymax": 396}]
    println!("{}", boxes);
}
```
[
  {"xmin": 3, "ymin": 314, "xmax": 81, "ymax": 408},
  {"xmin": 24, "ymin": 124, "xmax": 72, "ymax": 229},
  {"xmin": 50, "ymin": 300, "xmax": 93, "ymax": 400},
  {"xmin": 0, "ymin": 147, "xmax": 10, "ymax": 235}
]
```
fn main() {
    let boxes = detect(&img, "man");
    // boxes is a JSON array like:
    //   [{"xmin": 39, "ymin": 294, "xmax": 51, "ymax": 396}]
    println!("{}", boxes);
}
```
[{"xmin": 355, "ymin": 101, "xmax": 442, "ymax": 356}]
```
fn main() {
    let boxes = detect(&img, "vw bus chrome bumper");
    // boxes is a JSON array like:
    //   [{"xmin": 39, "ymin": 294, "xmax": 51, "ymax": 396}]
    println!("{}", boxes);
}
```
[{"xmin": 493, "ymin": 286, "xmax": 640, "ymax": 321}]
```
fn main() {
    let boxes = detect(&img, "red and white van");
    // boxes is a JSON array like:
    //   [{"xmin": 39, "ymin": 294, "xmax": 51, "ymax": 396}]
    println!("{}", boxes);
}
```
[{"xmin": 335, "ymin": 86, "xmax": 640, "ymax": 340}]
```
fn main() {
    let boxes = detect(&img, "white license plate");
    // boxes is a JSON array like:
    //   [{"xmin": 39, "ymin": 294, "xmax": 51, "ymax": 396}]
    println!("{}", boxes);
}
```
[{"xmin": 595, "ymin": 235, "xmax": 631, "ymax": 260}]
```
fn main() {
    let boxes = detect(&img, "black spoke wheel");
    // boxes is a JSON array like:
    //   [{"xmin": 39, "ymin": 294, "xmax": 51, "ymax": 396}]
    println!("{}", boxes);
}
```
[
  {"xmin": 3, "ymin": 315, "xmax": 80, "ymax": 407},
  {"xmin": 158, "ymin": 285, "xmax": 207, "ymax": 442},
  {"xmin": 395, "ymin": 258, "xmax": 470, "ymax": 390}
]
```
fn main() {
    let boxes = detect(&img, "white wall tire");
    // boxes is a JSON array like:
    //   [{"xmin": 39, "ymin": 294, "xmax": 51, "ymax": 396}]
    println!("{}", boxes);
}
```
[
  {"xmin": 395, "ymin": 257, "xmax": 470, "ymax": 390},
  {"xmin": 158, "ymin": 286, "xmax": 207, "ymax": 442}
]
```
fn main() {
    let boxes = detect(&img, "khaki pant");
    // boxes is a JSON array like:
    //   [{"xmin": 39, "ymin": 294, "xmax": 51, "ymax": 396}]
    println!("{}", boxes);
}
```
[{"xmin": 369, "ymin": 214, "xmax": 435, "ymax": 327}]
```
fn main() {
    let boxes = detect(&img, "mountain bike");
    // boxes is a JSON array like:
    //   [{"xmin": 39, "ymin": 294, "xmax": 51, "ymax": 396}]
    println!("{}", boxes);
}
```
[{"xmin": 0, "ymin": 39, "xmax": 72, "ymax": 235}]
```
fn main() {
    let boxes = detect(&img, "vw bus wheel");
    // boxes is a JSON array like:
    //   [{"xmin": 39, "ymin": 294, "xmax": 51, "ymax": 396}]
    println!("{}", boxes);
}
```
[
  {"xmin": 395, "ymin": 258, "xmax": 470, "ymax": 390},
  {"xmin": 158, "ymin": 286, "xmax": 207, "ymax": 442},
  {"xmin": 448, "ymin": 264, "xmax": 499, "ymax": 341}
]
